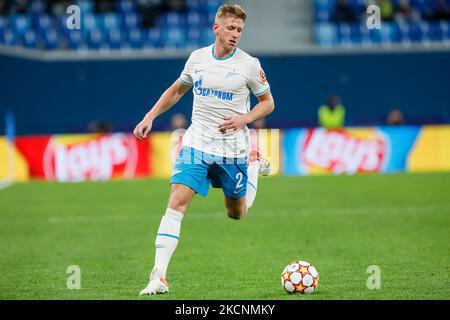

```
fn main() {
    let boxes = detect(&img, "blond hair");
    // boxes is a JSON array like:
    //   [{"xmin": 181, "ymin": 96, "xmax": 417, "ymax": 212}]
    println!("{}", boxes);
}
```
[{"xmin": 215, "ymin": 4, "xmax": 246, "ymax": 22}]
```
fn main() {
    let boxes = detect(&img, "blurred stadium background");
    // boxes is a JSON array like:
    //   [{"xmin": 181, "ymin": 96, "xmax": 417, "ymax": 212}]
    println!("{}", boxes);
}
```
[
  {"xmin": 1, "ymin": 0, "xmax": 449, "ymax": 181},
  {"xmin": 0, "ymin": 0, "xmax": 449, "ymax": 299}
]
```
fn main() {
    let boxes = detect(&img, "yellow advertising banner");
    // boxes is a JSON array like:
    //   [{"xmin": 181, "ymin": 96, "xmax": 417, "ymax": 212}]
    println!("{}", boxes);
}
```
[
  {"xmin": 408, "ymin": 125, "xmax": 450, "ymax": 172},
  {"xmin": 0, "ymin": 137, "xmax": 29, "ymax": 182},
  {"xmin": 150, "ymin": 131, "xmax": 180, "ymax": 178}
]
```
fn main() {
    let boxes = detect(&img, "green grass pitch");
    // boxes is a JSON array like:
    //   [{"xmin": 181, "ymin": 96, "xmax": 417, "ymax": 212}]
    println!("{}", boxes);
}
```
[{"xmin": 0, "ymin": 173, "xmax": 449, "ymax": 300}]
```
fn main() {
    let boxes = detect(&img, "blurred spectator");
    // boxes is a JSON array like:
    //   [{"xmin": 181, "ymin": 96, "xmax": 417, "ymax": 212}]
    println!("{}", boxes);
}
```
[
  {"xmin": 48, "ymin": 0, "xmax": 72, "ymax": 15},
  {"xmin": 386, "ymin": 108, "xmax": 405, "ymax": 126},
  {"xmin": 170, "ymin": 113, "xmax": 187, "ymax": 130},
  {"xmin": 331, "ymin": 0, "xmax": 357, "ymax": 23},
  {"xmin": 0, "ymin": 0, "xmax": 11, "ymax": 15},
  {"xmin": 165, "ymin": 0, "xmax": 187, "ymax": 13},
  {"xmin": 170, "ymin": 113, "xmax": 187, "ymax": 159},
  {"xmin": 0, "ymin": 0, "xmax": 28, "ymax": 15},
  {"xmin": 379, "ymin": 0, "xmax": 394, "ymax": 21},
  {"xmin": 0, "ymin": 0, "xmax": 9, "ymax": 15},
  {"xmin": 87, "ymin": 121, "xmax": 113, "ymax": 133},
  {"xmin": 430, "ymin": 0, "xmax": 450, "ymax": 21},
  {"xmin": 95, "ymin": 0, "xmax": 116, "ymax": 13},
  {"xmin": 15, "ymin": 0, "xmax": 28, "ymax": 14},
  {"xmin": 138, "ymin": 0, "xmax": 187, "ymax": 28},
  {"xmin": 252, "ymin": 118, "xmax": 267, "ymax": 129},
  {"xmin": 318, "ymin": 95, "xmax": 346, "ymax": 129},
  {"xmin": 138, "ymin": 0, "xmax": 164, "ymax": 28},
  {"xmin": 394, "ymin": 0, "xmax": 421, "ymax": 22}
]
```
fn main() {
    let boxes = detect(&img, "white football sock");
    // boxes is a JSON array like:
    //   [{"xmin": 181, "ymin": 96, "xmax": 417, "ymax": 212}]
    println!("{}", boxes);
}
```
[
  {"xmin": 151, "ymin": 208, "xmax": 184, "ymax": 280},
  {"xmin": 245, "ymin": 161, "xmax": 260, "ymax": 212}
]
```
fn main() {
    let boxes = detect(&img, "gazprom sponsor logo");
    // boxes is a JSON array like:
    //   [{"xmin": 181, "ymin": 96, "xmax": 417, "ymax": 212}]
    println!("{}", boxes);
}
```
[
  {"xmin": 194, "ymin": 75, "xmax": 233, "ymax": 101},
  {"xmin": 196, "ymin": 88, "xmax": 233, "ymax": 101}
]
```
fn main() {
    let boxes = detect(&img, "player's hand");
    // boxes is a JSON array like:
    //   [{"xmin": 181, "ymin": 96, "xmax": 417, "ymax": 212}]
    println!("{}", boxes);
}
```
[
  {"xmin": 133, "ymin": 117, "xmax": 153, "ymax": 140},
  {"xmin": 218, "ymin": 115, "xmax": 250, "ymax": 134}
]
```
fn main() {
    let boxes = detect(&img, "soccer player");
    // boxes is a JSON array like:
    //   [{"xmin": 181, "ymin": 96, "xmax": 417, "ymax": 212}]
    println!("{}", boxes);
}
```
[{"xmin": 134, "ymin": 4, "xmax": 275, "ymax": 295}]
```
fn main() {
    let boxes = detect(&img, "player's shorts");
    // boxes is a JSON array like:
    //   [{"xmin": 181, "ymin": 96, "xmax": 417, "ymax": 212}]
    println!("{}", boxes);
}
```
[{"xmin": 170, "ymin": 146, "xmax": 248, "ymax": 199}]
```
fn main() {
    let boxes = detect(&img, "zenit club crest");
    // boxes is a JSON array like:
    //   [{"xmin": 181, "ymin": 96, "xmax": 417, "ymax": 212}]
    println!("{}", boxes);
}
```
[{"xmin": 260, "ymin": 68, "xmax": 267, "ymax": 84}]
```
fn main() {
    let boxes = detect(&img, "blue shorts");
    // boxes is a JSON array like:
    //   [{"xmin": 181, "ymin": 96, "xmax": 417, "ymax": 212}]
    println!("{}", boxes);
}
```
[{"xmin": 170, "ymin": 146, "xmax": 248, "ymax": 199}]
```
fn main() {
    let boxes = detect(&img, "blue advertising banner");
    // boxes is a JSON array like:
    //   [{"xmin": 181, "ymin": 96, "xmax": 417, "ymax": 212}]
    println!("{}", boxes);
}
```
[{"xmin": 283, "ymin": 127, "xmax": 420, "ymax": 176}]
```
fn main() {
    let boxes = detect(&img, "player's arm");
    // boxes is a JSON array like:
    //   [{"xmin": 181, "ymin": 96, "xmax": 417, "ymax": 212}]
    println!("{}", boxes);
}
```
[
  {"xmin": 218, "ymin": 91, "xmax": 275, "ymax": 134},
  {"xmin": 134, "ymin": 80, "xmax": 191, "ymax": 140},
  {"xmin": 245, "ymin": 90, "xmax": 275, "ymax": 123}
]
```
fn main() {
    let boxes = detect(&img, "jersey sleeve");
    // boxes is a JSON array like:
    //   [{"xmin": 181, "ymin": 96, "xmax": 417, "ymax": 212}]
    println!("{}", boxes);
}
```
[
  {"xmin": 248, "ymin": 58, "xmax": 270, "ymax": 97},
  {"xmin": 178, "ymin": 54, "xmax": 194, "ymax": 87}
]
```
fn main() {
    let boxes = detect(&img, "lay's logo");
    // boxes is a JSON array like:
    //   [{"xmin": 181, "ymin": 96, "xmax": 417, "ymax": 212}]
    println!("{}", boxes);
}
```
[
  {"xmin": 43, "ymin": 133, "xmax": 140, "ymax": 182},
  {"xmin": 301, "ymin": 128, "xmax": 388, "ymax": 175}
]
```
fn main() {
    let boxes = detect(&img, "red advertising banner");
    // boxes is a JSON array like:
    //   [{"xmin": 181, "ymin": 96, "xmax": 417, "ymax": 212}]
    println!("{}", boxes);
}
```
[
  {"xmin": 15, "ymin": 133, "xmax": 150, "ymax": 182},
  {"xmin": 301, "ymin": 128, "xmax": 388, "ymax": 174}
]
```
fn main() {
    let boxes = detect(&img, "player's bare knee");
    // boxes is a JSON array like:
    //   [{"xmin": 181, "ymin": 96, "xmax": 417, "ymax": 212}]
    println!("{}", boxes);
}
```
[
  {"xmin": 167, "ymin": 199, "xmax": 183, "ymax": 213},
  {"xmin": 168, "ymin": 197, "xmax": 189, "ymax": 213},
  {"xmin": 168, "ymin": 184, "xmax": 194, "ymax": 213}
]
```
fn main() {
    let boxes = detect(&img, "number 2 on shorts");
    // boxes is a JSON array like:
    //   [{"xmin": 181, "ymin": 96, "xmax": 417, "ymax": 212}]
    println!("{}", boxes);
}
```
[{"xmin": 235, "ymin": 172, "xmax": 243, "ymax": 189}]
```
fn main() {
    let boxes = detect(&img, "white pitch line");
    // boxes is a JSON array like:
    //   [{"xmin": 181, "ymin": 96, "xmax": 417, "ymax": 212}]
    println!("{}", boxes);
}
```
[{"xmin": 0, "ymin": 181, "xmax": 13, "ymax": 190}]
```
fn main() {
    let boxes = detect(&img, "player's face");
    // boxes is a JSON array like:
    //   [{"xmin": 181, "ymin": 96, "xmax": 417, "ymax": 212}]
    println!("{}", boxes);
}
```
[{"xmin": 213, "ymin": 15, "xmax": 244, "ymax": 52}]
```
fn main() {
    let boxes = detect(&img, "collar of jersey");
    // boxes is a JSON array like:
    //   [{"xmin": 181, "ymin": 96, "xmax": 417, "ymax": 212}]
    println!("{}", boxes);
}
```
[{"xmin": 211, "ymin": 44, "xmax": 237, "ymax": 61}]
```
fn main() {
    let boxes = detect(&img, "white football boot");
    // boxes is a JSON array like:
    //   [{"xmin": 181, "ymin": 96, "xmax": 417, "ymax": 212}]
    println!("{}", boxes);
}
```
[
  {"xmin": 139, "ymin": 277, "xmax": 169, "ymax": 295},
  {"xmin": 139, "ymin": 267, "xmax": 169, "ymax": 295},
  {"xmin": 249, "ymin": 151, "xmax": 271, "ymax": 176}
]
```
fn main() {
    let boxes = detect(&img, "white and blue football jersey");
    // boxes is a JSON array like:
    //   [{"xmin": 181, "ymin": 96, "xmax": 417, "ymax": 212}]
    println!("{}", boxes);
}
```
[{"xmin": 178, "ymin": 44, "xmax": 270, "ymax": 158}]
